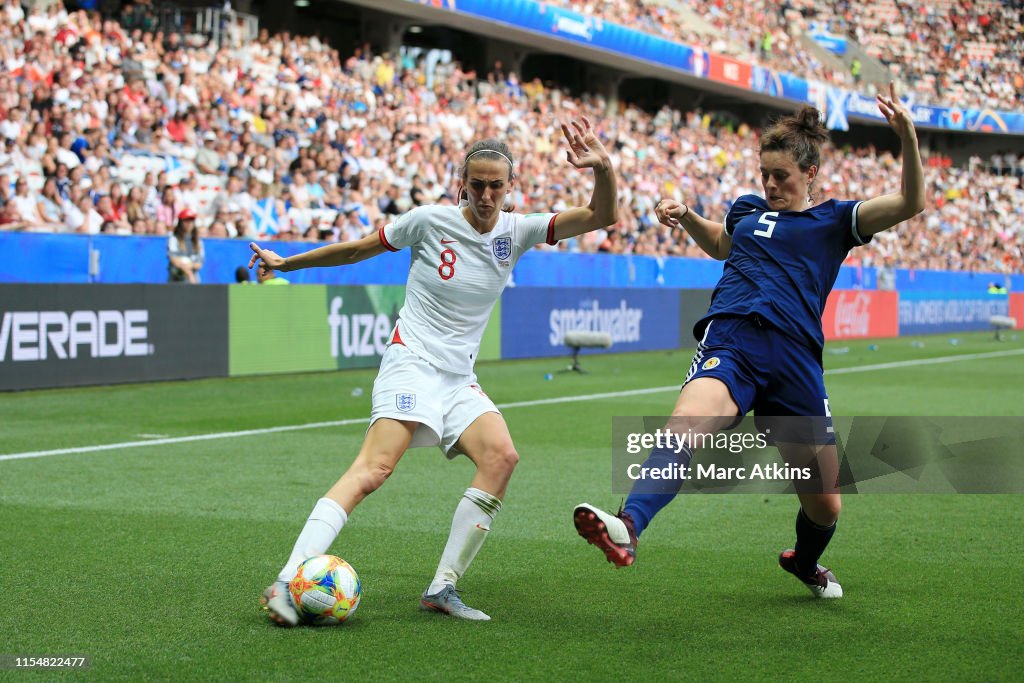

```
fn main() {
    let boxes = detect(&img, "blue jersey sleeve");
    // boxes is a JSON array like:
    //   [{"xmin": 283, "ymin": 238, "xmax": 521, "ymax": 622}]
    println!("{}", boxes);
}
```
[
  {"xmin": 725, "ymin": 195, "xmax": 767, "ymax": 236},
  {"xmin": 835, "ymin": 200, "xmax": 869, "ymax": 250}
]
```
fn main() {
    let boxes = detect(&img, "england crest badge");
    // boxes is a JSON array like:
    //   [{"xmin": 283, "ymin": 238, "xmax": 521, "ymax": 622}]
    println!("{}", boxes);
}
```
[
  {"xmin": 396, "ymin": 393, "xmax": 416, "ymax": 412},
  {"xmin": 492, "ymin": 236, "xmax": 512, "ymax": 263}
]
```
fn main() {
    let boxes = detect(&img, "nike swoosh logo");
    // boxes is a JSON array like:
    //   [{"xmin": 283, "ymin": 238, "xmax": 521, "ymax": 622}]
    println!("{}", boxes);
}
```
[
  {"xmin": 475, "ymin": 524, "xmax": 490, "ymax": 532},
  {"xmin": 441, "ymin": 239, "xmax": 458, "ymax": 244}
]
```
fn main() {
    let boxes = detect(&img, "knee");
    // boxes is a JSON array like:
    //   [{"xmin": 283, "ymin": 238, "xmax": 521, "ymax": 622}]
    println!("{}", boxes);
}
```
[
  {"xmin": 805, "ymin": 495, "xmax": 841, "ymax": 526},
  {"xmin": 824, "ymin": 495, "xmax": 842, "ymax": 521},
  {"xmin": 482, "ymin": 445, "xmax": 519, "ymax": 477},
  {"xmin": 352, "ymin": 456, "xmax": 395, "ymax": 494}
]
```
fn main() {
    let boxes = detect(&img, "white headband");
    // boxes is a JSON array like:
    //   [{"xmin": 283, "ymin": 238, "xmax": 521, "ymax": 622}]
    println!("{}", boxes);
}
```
[{"xmin": 466, "ymin": 149, "xmax": 514, "ymax": 170}]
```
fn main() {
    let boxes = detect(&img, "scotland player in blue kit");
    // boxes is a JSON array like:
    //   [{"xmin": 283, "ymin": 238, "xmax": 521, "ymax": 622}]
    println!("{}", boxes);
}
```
[{"xmin": 575, "ymin": 85, "xmax": 925, "ymax": 598}]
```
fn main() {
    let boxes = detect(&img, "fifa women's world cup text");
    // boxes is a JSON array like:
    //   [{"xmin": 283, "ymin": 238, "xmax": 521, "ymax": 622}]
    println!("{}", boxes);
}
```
[
  {"xmin": 574, "ymin": 84, "xmax": 924, "ymax": 600},
  {"xmin": 250, "ymin": 116, "xmax": 619, "ymax": 624}
]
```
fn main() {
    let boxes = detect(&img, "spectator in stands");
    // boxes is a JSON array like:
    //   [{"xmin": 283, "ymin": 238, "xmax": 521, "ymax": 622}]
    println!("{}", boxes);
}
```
[
  {"xmin": 232, "ymin": 213, "xmax": 251, "ymax": 239},
  {"xmin": 177, "ymin": 174, "xmax": 199, "ymax": 212},
  {"xmin": 0, "ymin": 199, "xmax": 28, "ymax": 231},
  {"xmin": 123, "ymin": 186, "xmax": 145, "ymax": 224},
  {"xmin": 318, "ymin": 176, "xmax": 343, "ymax": 210},
  {"xmin": 340, "ymin": 208, "xmax": 365, "ymax": 242},
  {"xmin": 156, "ymin": 185, "xmax": 179, "ymax": 226},
  {"xmin": 52, "ymin": 163, "xmax": 71, "ymax": 200},
  {"xmin": 208, "ymin": 221, "xmax": 230, "ymax": 238},
  {"xmin": 216, "ymin": 205, "xmax": 241, "ymax": 236},
  {"xmin": 78, "ymin": 193, "xmax": 105, "ymax": 234},
  {"xmin": 207, "ymin": 175, "xmax": 240, "ymax": 219},
  {"xmin": 296, "ymin": 217, "xmax": 319, "ymax": 242},
  {"xmin": 36, "ymin": 178, "xmax": 65, "ymax": 226},
  {"xmin": 109, "ymin": 183, "xmax": 127, "ymax": 220},
  {"xmin": 378, "ymin": 183, "xmax": 401, "ymax": 217},
  {"xmin": 289, "ymin": 170, "xmax": 312, "ymax": 209},
  {"xmin": 167, "ymin": 208, "xmax": 204, "ymax": 283},
  {"xmin": 96, "ymin": 193, "xmax": 130, "ymax": 233},
  {"xmin": 195, "ymin": 132, "xmax": 221, "ymax": 174},
  {"xmin": 9, "ymin": 177, "xmax": 44, "ymax": 228}
]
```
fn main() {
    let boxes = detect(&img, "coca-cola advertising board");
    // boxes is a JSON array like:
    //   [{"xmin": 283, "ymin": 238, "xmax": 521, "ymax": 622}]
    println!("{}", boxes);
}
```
[
  {"xmin": 708, "ymin": 54, "xmax": 753, "ymax": 88},
  {"xmin": 821, "ymin": 290, "xmax": 899, "ymax": 340},
  {"xmin": 1011, "ymin": 293, "xmax": 1024, "ymax": 330}
]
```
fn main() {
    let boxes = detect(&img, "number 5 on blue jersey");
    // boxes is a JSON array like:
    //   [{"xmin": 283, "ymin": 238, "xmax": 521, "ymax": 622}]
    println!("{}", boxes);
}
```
[{"xmin": 754, "ymin": 211, "xmax": 779, "ymax": 239}]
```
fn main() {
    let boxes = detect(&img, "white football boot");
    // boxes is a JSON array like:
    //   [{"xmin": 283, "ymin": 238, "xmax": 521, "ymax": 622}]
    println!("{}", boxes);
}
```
[{"xmin": 261, "ymin": 580, "xmax": 301, "ymax": 626}]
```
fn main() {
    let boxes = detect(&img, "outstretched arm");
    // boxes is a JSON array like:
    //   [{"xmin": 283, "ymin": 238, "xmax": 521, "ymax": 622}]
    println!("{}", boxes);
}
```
[
  {"xmin": 856, "ymin": 83, "xmax": 926, "ymax": 236},
  {"xmin": 656, "ymin": 199, "xmax": 732, "ymax": 260},
  {"xmin": 548, "ymin": 117, "xmax": 619, "ymax": 240},
  {"xmin": 248, "ymin": 231, "xmax": 387, "ymax": 278}
]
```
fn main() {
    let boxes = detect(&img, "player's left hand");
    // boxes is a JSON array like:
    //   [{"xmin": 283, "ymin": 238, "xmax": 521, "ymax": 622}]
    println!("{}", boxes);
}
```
[
  {"xmin": 876, "ymin": 82, "xmax": 915, "ymax": 140},
  {"xmin": 561, "ymin": 117, "xmax": 612, "ymax": 171}
]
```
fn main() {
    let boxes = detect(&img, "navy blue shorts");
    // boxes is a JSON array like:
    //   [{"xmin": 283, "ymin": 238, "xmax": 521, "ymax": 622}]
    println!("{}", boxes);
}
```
[{"xmin": 685, "ymin": 316, "xmax": 833, "ymax": 444}]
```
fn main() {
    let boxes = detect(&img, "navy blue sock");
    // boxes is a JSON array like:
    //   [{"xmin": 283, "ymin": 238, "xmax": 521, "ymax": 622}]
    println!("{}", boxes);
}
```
[
  {"xmin": 623, "ymin": 443, "xmax": 692, "ymax": 537},
  {"xmin": 794, "ymin": 507, "xmax": 836, "ymax": 577}
]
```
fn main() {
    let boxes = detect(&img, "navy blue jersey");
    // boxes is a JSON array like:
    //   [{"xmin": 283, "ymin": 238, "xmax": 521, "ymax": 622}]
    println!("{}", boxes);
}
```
[{"xmin": 695, "ymin": 194, "xmax": 868, "ymax": 358}]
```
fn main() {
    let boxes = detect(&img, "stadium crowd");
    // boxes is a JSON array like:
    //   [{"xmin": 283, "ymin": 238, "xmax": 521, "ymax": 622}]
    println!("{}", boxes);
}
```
[
  {"xmin": 550, "ymin": 0, "xmax": 855, "ymax": 90},
  {"xmin": 826, "ymin": 0, "xmax": 1023, "ymax": 112},
  {"xmin": 549, "ymin": 0, "xmax": 1024, "ymax": 112},
  {"xmin": 0, "ymin": 0, "xmax": 1021, "ymax": 275}
]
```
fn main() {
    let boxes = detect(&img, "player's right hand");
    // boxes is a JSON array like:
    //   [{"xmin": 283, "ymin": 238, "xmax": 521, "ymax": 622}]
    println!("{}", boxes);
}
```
[
  {"xmin": 249, "ymin": 242, "xmax": 286, "ymax": 273},
  {"xmin": 561, "ymin": 116, "xmax": 612, "ymax": 171},
  {"xmin": 876, "ymin": 81, "xmax": 916, "ymax": 141},
  {"xmin": 655, "ymin": 199, "xmax": 688, "ymax": 228}
]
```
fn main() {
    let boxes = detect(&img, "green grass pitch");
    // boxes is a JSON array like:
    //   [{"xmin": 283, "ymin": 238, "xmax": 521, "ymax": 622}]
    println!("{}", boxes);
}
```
[{"xmin": 1, "ymin": 331, "xmax": 1022, "ymax": 680}]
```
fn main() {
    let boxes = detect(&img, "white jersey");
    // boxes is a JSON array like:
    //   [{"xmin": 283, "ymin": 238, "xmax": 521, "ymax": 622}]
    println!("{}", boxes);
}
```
[{"xmin": 381, "ymin": 205, "xmax": 557, "ymax": 375}]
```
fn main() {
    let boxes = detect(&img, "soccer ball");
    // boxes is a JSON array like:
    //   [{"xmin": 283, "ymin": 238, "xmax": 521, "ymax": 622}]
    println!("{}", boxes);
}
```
[{"xmin": 288, "ymin": 555, "xmax": 361, "ymax": 625}]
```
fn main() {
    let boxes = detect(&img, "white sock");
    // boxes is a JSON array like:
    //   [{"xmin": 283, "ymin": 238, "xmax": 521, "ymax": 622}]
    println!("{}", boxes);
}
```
[
  {"xmin": 427, "ymin": 488, "xmax": 502, "ymax": 595},
  {"xmin": 276, "ymin": 497, "xmax": 348, "ymax": 583}
]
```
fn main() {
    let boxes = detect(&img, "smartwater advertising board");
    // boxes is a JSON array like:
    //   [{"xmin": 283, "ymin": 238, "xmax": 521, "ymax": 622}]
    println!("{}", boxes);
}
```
[
  {"xmin": 500, "ymin": 287, "xmax": 681, "ymax": 359},
  {"xmin": 0, "ymin": 284, "xmax": 228, "ymax": 390}
]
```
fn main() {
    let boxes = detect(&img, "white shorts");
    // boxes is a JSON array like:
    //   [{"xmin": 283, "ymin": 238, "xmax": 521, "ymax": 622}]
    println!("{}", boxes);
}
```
[{"xmin": 370, "ymin": 343, "xmax": 500, "ymax": 457}]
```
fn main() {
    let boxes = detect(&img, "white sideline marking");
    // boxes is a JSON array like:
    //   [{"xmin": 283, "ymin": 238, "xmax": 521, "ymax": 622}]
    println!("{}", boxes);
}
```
[
  {"xmin": 824, "ymin": 348, "xmax": 1024, "ymax": 375},
  {"xmin": 2, "ymin": 347, "xmax": 1023, "ymax": 463},
  {"xmin": 0, "ymin": 419, "xmax": 371, "ymax": 462}
]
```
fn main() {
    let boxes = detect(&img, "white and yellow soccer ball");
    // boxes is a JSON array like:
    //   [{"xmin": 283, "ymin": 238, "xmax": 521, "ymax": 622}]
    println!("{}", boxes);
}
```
[{"xmin": 288, "ymin": 555, "xmax": 361, "ymax": 625}]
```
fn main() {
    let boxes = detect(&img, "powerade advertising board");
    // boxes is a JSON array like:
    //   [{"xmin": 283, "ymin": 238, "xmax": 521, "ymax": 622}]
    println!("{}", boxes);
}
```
[{"xmin": 0, "ymin": 284, "xmax": 228, "ymax": 390}]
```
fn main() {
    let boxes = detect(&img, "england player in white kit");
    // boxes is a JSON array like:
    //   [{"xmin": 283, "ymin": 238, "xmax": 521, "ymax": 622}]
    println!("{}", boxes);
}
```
[
  {"xmin": 249, "ymin": 117, "xmax": 618, "ymax": 624},
  {"xmin": 373, "ymin": 203, "xmax": 557, "ymax": 455}
]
